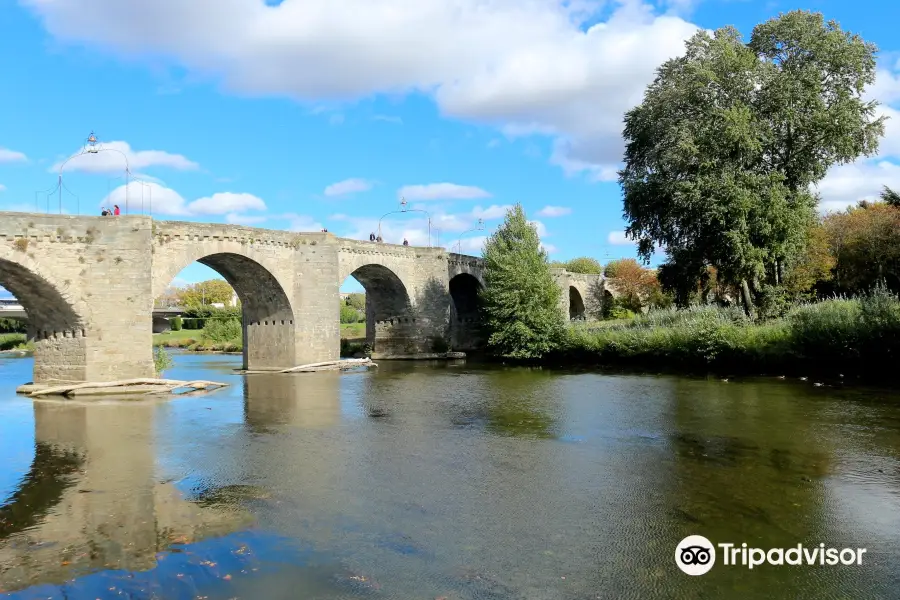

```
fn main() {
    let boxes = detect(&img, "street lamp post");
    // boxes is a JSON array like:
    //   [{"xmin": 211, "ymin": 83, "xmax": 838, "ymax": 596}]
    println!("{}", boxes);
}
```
[
  {"xmin": 455, "ymin": 218, "xmax": 485, "ymax": 254},
  {"xmin": 57, "ymin": 132, "xmax": 131, "ymax": 214},
  {"xmin": 377, "ymin": 197, "xmax": 433, "ymax": 247}
]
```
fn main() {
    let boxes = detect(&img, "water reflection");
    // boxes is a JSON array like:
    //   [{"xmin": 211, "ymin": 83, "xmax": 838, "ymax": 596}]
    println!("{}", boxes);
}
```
[
  {"xmin": 0, "ymin": 399, "xmax": 251, "ymax": 593},
  {"xmin": 0, "ymin": 356, "xmax": 899, "ymax": 598},
  {"xmin": 243, "ymin": 372, "xmax": 341, "ymax": 432}
]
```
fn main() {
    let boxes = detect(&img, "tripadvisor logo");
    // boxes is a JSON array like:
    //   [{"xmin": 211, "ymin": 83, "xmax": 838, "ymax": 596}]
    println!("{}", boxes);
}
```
[{"xmin": 675, "ymin": 535, "xmax": 867, "ymax": 576}]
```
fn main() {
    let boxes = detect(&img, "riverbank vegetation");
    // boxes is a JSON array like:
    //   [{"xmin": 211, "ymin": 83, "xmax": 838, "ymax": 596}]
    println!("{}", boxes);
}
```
[
  {"xmin": 477, "ymin": 11, "xmax": 900, "ymax": 381},
  {"xmin": 0, "ymin": 333, "xmax": 32, "ymax": 352}
]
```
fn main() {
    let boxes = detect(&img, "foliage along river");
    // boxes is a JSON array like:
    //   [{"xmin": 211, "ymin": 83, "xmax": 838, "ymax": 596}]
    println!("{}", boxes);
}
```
[{"xmin": 0, "ymin": 352, "xmax": 899, "ymax": 599}]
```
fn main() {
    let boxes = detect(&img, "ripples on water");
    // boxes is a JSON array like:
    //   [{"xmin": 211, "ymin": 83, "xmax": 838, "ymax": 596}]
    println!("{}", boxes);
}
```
[{"xmin": 0, "ymin": 352, "xmax": 899, "ymax": 599}]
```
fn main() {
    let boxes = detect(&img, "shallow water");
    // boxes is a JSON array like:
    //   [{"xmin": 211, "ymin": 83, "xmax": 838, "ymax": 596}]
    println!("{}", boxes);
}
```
[{"xmin": 0, "ymin": 352, "xmax": 899, "ymax": 599}]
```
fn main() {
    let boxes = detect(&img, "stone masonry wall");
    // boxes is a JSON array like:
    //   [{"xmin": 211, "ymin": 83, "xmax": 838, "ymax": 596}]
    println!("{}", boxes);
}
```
[{"xmin": 0, "ymin": 213, "xmax": 155, "ymax": 383}]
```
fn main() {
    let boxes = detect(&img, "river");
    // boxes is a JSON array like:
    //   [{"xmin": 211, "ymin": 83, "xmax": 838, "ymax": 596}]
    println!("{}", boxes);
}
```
[{"xmin": 0, "ymin": 352, "xmax": 898, "ymax": 599}]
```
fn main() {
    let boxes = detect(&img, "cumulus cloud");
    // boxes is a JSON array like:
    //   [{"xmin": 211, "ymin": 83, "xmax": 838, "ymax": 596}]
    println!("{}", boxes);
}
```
[
  {"xmin": 102, "ymin": 182, "xmax": 266, "ymax": 216},
  {"xmin": 471, "ymin": 204, "xmax": 512, "ymax": 220},
  {"xmin": 816, "ymin": 67, "xmax": 900, "ymax": 212},
  {"xmin": 537, "ymin": 205, "xmax": 571, "ymax": 217},
  {"xmin": 20, "ymin": 0, "xmax": 702, "ymax": 177},
  {"xmin": 225, "ymin": 212, "xmax": 268, "ymax": 225},
  {"xmin": 188, "ymin": 192, "xmax": 266, "ymax": 215},
  {"xmin": 529, "ymin": 220, "xmax": 549, "ymax": 237},
  {"xmin": 324, "ymin": 178, "xmax": 373, "ymax": 196},
  {"xmin": 398, "ymin": 183, "xmax": 491, "ymax": 201},
  {"xmin": 283, "ymin": 213, "xmax": 324, "ymax": 232},
  {"xmin": 815, "ymin": 160, "xmax": 900, "ymax": 214},
  {"xmin": 451, "ymin": 235, "xmax": 487, "ymax": 254},
  {"xmin": 541, "ymin": 243, "xmax": 558, "ymax": 254},
  {"xmin": 51, "ymin": 140, "xmax": 199, "ymax": 174},
  {"xmin": 0, "ymin": 148, "xmax": 27, "ymax": 163},
  {"xmin": 608, "ymin": 231, "xmax": 633, "ymax": 245}
]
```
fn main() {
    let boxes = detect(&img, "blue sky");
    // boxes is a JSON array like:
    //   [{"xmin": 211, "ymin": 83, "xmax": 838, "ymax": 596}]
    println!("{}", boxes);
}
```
[{"xmin": 1, "ymin": 0, "xmax": 899, "ymax": 296}]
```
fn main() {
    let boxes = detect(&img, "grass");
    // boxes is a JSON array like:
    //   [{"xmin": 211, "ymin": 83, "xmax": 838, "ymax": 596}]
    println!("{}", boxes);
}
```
[
  {"xmin": 341, "ymin": 322, "xmax": 365, "ymax": 338},
  {"xmin": 556, "ymin": 286, "xmax": 900, "ymax": 379}
]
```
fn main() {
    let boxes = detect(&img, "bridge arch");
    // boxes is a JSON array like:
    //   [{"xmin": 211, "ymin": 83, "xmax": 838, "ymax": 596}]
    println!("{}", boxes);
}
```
[
  {"xmin": 569, "ymin": 286, "xmax": 586, "ymax": 320},
  {"xmin": 342, "ymin": 263, "xmax": 414, "ymax": 356},
  {"xmin": 153, "ymin": 248, "xmax": 296, "ymax": 370},
  {"xmin": 449, "ymin": 273, "xmax": 485, "ymax": 351},
  {"xmin": 0, "ymin": 247, "xmax": 91, "ymax": 382}
]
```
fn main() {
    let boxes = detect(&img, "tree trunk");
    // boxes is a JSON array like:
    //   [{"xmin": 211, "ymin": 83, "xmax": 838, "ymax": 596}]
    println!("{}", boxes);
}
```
[{"xmin": 740, "ymin": 279, "xmax": 755, "ymax": 319}]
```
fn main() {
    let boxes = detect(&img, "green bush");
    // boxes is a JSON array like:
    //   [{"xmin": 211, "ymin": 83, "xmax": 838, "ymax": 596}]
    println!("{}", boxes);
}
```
[
  {"xmin": 201, "ymin": 318, "xmax": 242, "ymax": 343},
  {"xmin": 153, "ymin": 346, "xmax": 173, "ymax": 374},
  {"xmin": 340, "ymin": 304, "xmax": 360, "ymax": 324},
  {"xmin": 558, "ymin": 289, "xmax": 900, "ymax": 377},
  {"xmin": 0, "ymin": 333, "xmax": 28, "ymax": 351},
  {"xmin": 170, "ymin": 316, "xmax": 183, "ymax": 331},
  {"xmin": 0, "ymin": 318, "xmax": 27, "ymax": 334}
]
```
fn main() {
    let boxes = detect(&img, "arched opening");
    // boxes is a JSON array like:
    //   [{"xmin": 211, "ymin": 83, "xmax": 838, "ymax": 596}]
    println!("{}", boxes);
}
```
[
  {"xmin": 154, "ymin": 254, "xmax": 295, "ymax": 371},
  {"xmin": 569, "ymin": 286, "xmax": 586, "ymax": 320},
  {"xmin": 0, "ymin": 258, "xmax": 88, "ymax": 382},
  {"xmin": 449, "ymin": 273, "xmax": 485, "ymax": 351},
  {"xmin": 340, "ymin": 265, "xmax": 413, "ymax": 357}
]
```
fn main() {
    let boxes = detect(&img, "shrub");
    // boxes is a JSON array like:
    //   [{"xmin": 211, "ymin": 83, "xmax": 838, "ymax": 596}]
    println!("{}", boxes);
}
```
[
  {"xmin": 0, "ymin": 333, "xmax": 28, "ymax": 351},
  {"xmin": 153, "ymin": 346, "xmax": 173, "ymax": 374},
  {"xmin": 170, "ymin": 316, "xmax": 183, "ymax": 331},
  {"xmin": 0, "ymin": 318, "xmax": 27, "ymax": 333},
  {"xmin": 201, "ymin": 318, "xmax": 242, "ymax": 343},
  {"xmin": 340, "ymin": 304, "xmax": 360, "ymax": 324}
]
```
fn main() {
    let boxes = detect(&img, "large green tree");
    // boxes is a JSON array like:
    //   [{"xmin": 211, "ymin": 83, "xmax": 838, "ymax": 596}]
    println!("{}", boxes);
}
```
[
  {"xmin": 619, "ymin": 11, "xmax": 884, "ymax": 315},
  {"xmin": 481, "ymin": 204, "xmax": 565, "ymax": 359}
]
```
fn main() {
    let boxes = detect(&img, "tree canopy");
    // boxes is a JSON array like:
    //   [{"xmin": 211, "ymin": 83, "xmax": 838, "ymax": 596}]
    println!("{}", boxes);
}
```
[
  {"xmin": 481, "ymin": 204, "xmax": 565, "ymax": 359},
  {"xmin": 559, "ymin": 257, "xmax": 604, "ymax": 274},
  {"xmin": 619, "ymin": 11, "xmax": 885, "ymax": 314},
  {"xmin": 176, "ymin": 279, "xmax": 236, "ymax": 307}
]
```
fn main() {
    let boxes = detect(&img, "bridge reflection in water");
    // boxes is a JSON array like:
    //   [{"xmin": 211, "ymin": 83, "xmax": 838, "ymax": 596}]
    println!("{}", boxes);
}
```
[{"xmin": 0, "ymin": 399, "xmax": 252, "ymax": 593}]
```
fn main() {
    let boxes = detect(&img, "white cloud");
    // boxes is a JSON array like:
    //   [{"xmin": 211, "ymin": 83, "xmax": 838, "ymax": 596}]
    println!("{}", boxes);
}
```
[
  {"xmin": 225, "ymin": 212, "xmax": 267, "ymax": 225},
  {"xmin": 186, "ymin": 192, "xmax": 266, "ymax": 215},
  {"xmin": 541, "ymin": 243, "xmax": 558, "ymax": 254},
  {"xmin": 102, "ymin": 183, "xmax": 266, "ymax": 216},
  {"xmin": 22, "ymin": 0, "xmax": 700, "ymax": 178},
  {"xmin": 283, "ymin": 213, "xmax": 324, "ymax": 232},
  {"xmin": 608, "ymin": 231, "xmax": 633, "ymax": 245},
  {"xmin": 817, "ymin": 67, "xmax": 900, "ymax": 212},
  {"xmin": 450, "ymin": 235, "xmax": 486, "ymax": 254},
  {"xmin": 324, "ymin": 178, "xmax": 373, "ymax": 197},
  {"xmin": 0, "ymin": 184, "xmax": 6, "ymax": 192},
  {"xmin": 471, "ymin": 204, "xmax": 512, "ymax": 220},
  {"xmin": 529, "ymin": 219, "xmax": 549, "ymax": 237},
  {"xmin": 103, "ymin": 182, "xmax": 189, "ymax": 214},
  {"xmin": 537, "ymin": 205, "xmax": 571, "ymax": 217},
  {"xmin": 815, "ymin": 160, "xmax": 900, "ymax": 214},
  {"xmin": 51, "ymin": 140, "xmax": 199, "ymax": 174},
  {"xmin": 0, "ymin": 148, "xmax": 26, "ymax": 163},
  {"xmin": 398, "ymin": 183, "xmax": 491, "ymax": 201}
]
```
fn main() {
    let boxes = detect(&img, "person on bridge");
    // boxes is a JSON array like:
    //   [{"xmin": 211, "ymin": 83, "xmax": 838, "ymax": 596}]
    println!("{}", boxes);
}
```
[
  {"xmin": 376, "ymin": 234, "xmax": 383, "ymax": 243},
  {"xmin": 403, "ymin": 238, "xmax": 409, "ymax": 246},
  {"xmin": 369, "ymin": 232, "xmax": 376, "ymax": 242},
  {"xmin": 101, "ymin": 207, "xmax": 109, "ymax": 216},
  {"xmin": 113, "ymin": 205, "xmax": 120, "ymax": 215}
]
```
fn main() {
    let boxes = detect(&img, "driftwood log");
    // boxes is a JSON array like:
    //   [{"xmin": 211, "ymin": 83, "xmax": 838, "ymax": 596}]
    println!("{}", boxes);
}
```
[
  {"xmin": 242, "ymin": 358, "xmax": 377, "ymax": 375},
  {"xmin": 28, "ymin": 378, "xmax": 229, "ymax": 398}
]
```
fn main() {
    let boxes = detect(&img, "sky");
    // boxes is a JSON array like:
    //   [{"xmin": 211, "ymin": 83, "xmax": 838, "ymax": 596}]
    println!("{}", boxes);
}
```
[{"xmin": 1, "ymin": 0, "xmax": 899, "ymax": 297}]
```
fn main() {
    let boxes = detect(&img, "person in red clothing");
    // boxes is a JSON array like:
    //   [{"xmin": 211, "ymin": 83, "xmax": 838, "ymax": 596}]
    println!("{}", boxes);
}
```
[{"xmin": 113, "ymin": 205, "xmax": 120, "ymax": 215}]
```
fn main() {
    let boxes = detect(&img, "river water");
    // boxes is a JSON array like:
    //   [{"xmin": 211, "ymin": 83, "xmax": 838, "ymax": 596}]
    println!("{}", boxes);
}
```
[{"xmin": 0, "ymin": 352, "xmax": 899, "ymax": 599}]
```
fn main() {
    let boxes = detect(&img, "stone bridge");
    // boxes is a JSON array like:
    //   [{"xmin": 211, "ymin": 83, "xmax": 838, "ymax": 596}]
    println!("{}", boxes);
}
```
[{"xmin": 0, "ymin": 213, "xmax": 612, "ymax": 383}]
